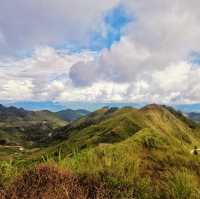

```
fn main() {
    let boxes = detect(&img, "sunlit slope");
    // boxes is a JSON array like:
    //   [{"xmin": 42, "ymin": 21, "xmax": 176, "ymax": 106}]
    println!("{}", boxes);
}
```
[
  {"xmin": 49, "ymin": 105, "xmax": 200, "ymax": 198},
  {"xmin": 2, "ymin": 104, "xmax": 200, "ymax": 198},
  {"xmin": 47, "ymin": 104, "xmax": 200, "ymax": 156}
]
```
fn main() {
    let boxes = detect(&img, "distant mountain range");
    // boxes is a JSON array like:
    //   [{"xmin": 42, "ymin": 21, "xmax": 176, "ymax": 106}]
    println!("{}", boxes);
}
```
[
  {"xmin": 0, "ymin": 104, "xmax": 90, "ymax": 123},
  {"xmin": 4, "ymin": 101, "xmax": 200, "ymax": 112},
  {"xmin": 0, "ymin": 104, "xmax": 65, "ymax": 125},
  {"xmin": 56, "ymin": 109, "xmax": 90, "ymax": 122},
  {"xmin": 0, "ymin": 104, "xmax": 90, "ymax": 147},
  {"xmin": 187, "ymin": 112, "xmax": 200, "ymax": 122}
]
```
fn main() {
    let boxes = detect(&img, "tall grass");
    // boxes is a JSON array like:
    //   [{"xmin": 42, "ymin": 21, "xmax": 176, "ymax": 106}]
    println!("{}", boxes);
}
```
[
  {"xmin": 56, "ymin": 145, "xmax": 156, "ymax": 199},
  {"xmin": 0, "ymin": 160, "xmax": 18, "ymax": 187},
  {"xmin": 1, "ymin": 129, "xmax": 200, "ymax": 198},
  {"xmin": 165, "ymin": 170, "xmax": 200, "ymax": 199}
]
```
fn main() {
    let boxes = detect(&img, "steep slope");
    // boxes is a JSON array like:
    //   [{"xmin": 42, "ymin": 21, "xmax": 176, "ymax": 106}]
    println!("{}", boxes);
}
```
[
  {"xmin": 56, "ymin": 109, "xmax": 90, "ymax": 121},
  {"xmin": 59, "ymin": 126, "xmax": 200, "ymax": 198},
  {"xmin": 44, "ymin": 104, "xmax": 200, "ymax": 157},
  {"xmin": 50, "ymin": 105, "xmax": 200, "ymax": 198}
]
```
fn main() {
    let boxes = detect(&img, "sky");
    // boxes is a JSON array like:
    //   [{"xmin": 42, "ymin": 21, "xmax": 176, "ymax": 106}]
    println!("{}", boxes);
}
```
[{"xmin": 1, "ymin": 0, "xmax": 200, "ymax": 110}]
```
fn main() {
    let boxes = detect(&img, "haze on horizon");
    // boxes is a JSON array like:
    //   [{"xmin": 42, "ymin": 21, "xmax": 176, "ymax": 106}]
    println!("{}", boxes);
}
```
[{"xmin": 1, "ymin": 0, "xmax": 200, "ymax": 109}]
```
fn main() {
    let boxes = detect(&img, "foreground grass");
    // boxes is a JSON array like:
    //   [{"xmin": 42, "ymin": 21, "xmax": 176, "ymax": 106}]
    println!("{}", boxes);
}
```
[
  {"xmin": 1, "ymin": 128, "xmax": 200, "ymax": 198},
  {"xmin": 56, "ymin": 129, "xmax": 200, "ymax": 198},
  {"xmin": 1, "ymin": 105, "xmax": 200, "ymax": 198}
]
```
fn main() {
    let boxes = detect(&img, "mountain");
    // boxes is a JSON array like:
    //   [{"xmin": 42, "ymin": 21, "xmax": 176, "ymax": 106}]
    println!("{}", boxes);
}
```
[
  {"xmin": 0, "ymin": 104, "xmax": 66, "ymax": 125},
  {"xmin": 41, "ymin": 104, "xmax": 200, "ymax": 198},
  {"xmin": 2, "ymin": 104, "xmax": 200, "ymax": 198},
  {"xmin": 56, "ymin": 109, "xmax": 90, "ymax": 121},
  {"xmin": 0, "ymin": 104, "xmax": 67, "ymax": 148},
  {"xmin": 187, "ymin": 112, "xmax": 200, "ymax": 122},
  {"xmin": 47, "ymin": 104, "xmax": 200, "ymax": 154}
]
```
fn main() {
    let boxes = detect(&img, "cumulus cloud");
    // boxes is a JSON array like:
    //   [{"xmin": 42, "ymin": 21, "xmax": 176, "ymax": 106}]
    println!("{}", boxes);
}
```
[
  {"xmin": 1, "ymin": 0, "xmax": 200, "ymax": 104},
  {"xmin": 68, "ymin": 0, "xmax": 200, "ymax": 104},
  {"xmin": 0, "ymin": 47, "xmax": 96, "ymax": 101},
  {"xmin": 0, "ymin": 80, "xmax": 34, "ymax": 100},
  {"xmin": 0, "ymin": 0, "xmax": 119, "ymax": 56},
  {"xmin": 69, "ymin": 37, "xmax": 151, "ymax": 86},
  {"xmin": 47, "ymin": 81, "xmax": 129, "ymax": 102}
]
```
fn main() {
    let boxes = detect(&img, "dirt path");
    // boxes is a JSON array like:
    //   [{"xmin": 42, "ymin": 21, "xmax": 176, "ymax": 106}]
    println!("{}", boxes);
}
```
[{"xmin": 0, "ymin": 145, "xmax": 24, "ymax": 151}]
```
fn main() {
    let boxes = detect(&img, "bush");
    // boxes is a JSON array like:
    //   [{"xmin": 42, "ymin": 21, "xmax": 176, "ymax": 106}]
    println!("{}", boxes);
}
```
[{"xmin": 5, "ymin": 164, "xmax": 109, "ymax": 199}]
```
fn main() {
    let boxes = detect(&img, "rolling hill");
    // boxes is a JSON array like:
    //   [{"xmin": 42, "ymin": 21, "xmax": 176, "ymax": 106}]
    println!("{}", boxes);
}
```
[
  {"xmin": 1, "ymin": 104, "xmax": 200, "ymax": 198},
  {"xmin": 0, "ymin": 104, "xmax": 67, "ymax": 149},
  {"xmin": 45, "ymin": 104, "xmax": 200, "ymax": 154},
  {"xmin": 0, "ymin": 104, "xmax": 66, "ymax": 125}
]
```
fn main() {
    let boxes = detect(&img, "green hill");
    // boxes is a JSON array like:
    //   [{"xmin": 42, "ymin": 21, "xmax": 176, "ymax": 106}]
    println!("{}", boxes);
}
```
[
  {"xmin": 56, "ymin": 109, "xmax": 90, "ymax": 122},
  {"xmin": 45, "ymin": 104, "xmax": 200, "ymax": 155},
  {"xmin": 0, "ymin": 105, "xmax": 67, "ymax": 152},
  {"xmin": 1, "ymin": 104, "xmax": 200, "ymax": 198},
  {"xmin": 0, "ymin": 104, "xmax": 66, "ymax": 126}
]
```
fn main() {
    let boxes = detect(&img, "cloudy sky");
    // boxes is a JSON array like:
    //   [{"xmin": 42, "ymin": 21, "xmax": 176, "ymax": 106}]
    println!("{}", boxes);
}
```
[{"xmin": 1, "ymin": 0, "xmax": 200, "ymax": 108}]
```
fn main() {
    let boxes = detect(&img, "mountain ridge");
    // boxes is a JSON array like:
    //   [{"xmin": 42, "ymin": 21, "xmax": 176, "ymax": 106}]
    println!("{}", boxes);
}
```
[
  {"xmin": 2, "ymin": 104, "xmax": 200, "ymax": 198},
  {"xmin": 41, "ymin": 104, "xmax": 200, "ymax": 158}
]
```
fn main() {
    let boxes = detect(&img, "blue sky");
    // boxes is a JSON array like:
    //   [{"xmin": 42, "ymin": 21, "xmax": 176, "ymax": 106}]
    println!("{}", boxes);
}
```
[
  {"xmin": 48, "ymin": 5, "xmax": 131, "ymax": 54},
  {"xmin": 90, "ymin": 5, "xmax": 132, "ymax": 51},
  {"xmin": 1, "ymin": 1, "xmax": 200, "ymax": 111}
]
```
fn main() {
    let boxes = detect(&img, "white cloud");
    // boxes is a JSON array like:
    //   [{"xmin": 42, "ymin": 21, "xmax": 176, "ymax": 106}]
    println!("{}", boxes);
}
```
[
  {"xmin": 49, "ymin": 81, "xmax": 129, "ymax": 102},
  {"xmin": 152, "ymin": 62, "xmax": 191, "ymax": 92},
  {"xmin": 68, "ymin": 0, "xmax": 200, "ymax": 104},
  {"xmin": 1, "ymin": 0, "xmax": 200, "ymax": 104},
  {"xmin": 0, "ymin": 0, "xmax": 119, "ymax": 56},
  {"xmin": 69, "ymin": 37, "xmax": 151, "ymax": 85},
  {"xmin": 0, "ymin": 47, "xmax": 96, "ymax": 101},
  {"xmin": 0, "ymin": 80, "xmax": 34, "ymax": 100}
]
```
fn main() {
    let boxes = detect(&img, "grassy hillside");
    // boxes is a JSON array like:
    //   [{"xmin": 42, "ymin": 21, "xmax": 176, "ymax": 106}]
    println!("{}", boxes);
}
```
[
  {"xmin": 1, "ymin": 104, "xmax": 200, "ymax": 198},
  {"xmin": 43, "ymin": 104, "xmax": 199, "ymax": 156}
]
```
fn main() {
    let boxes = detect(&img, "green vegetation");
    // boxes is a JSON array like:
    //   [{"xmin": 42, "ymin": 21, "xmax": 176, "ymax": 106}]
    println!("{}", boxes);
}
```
[{"xmin": 1, "ymin": 104, "xmax": 200, "ymax": 198}]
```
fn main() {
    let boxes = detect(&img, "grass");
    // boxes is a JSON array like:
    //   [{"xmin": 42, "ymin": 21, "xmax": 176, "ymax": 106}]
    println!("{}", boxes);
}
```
[
  {"xmin": 0, "ymin": 160, "xmax": 18, "ymax": 187},
  {"xmin": 1, "ymin": 164, "xmax": 111, "ymax": 199},
  {"xmin": 1, "ymin": 105, "xmax": 200, "ymax": 198},
  {"xmin": 48, "ymin": 128, "xmax": 200, "ymax": 198},
  {"xmin": 164, "ymin": 170, "xmax": 200, "ymax": 199}
]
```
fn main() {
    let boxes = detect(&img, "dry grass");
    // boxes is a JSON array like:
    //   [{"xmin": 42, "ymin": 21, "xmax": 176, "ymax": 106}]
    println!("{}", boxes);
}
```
[
  {"xmin": 3, "ymin": 164, "xmax": 109, "ymax": 199},
  {"xmin": 0, "ymin": 189, "xmax": 5, "ymax": 199}
]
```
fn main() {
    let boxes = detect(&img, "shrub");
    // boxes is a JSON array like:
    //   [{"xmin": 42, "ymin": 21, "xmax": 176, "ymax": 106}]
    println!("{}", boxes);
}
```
[{"xmin": 5, "ymin": 164, "xmax": 109, "ymax": 199}]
